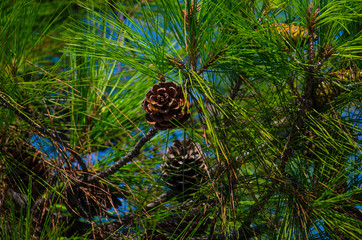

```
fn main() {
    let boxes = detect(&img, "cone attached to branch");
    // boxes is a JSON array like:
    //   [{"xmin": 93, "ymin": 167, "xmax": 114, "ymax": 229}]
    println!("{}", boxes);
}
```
[
  {"xmin": 162, "ymin": 139, "xmax": 205, "ymax": 194},
  {"xmin": 313, "ymin": 80, "xmax": 341, "ymax": 108},
  {"xmin": 142, "ymin": 82, "xmax": 190, "ymax": 130},
  {"xmin": 274, "ymin": 23, "xmax": 316, "ymax": 43},
  {"xmin": 330, "ymin": 69, "xmax": 362, "ymax": 83}
]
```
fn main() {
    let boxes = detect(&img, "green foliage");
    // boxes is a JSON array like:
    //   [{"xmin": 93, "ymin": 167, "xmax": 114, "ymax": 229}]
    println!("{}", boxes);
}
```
[
  {"xmin": 0, "ymin": 178, "xmax": 66, "ymax": 240},
  {"xmin": 1, "ymin": 0, "xmax": 361, "ymax": 239}
]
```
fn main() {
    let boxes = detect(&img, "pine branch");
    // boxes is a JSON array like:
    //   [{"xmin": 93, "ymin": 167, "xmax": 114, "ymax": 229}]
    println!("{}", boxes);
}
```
[
  {"xmin": 314, "ymin": 45, "xmax": 333, "ymax": 71},
  {"xmin": 99, "ymin": 189, "xmax": 177, "ymax": 228},
  {"xmin": 304, "ymin": 2, "xmax": 319, "ymax": 107},
  {"xmin": 197, "ymin": 44, "xmax": 228, "ymax": 75},
  {"xmin": 290, "ymin": 55, "xmax": 307, "ymax": 70},
  {"xmin": 278, "ymin": 3, "xmax": 322, "ymax": 173},
  {"xmin": 86, "ymin": 126, "xmax": 159, "ymax": 183},
  {"xmin": 167, "ymin": 56, "xmax": 187, "ymax": 70},
  {"xmin": 0, "ymin": 90, "xmax": 88, "ymax": 173}
]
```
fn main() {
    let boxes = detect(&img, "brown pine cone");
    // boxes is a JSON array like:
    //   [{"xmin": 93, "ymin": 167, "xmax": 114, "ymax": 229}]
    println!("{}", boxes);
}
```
[
  {"xmin": 142, "ymin": 82, "xmax": 190, "ymax": 130},
  {"xmin": 162, "ymin": 139, "xmax": 205, "ymax": 194}
]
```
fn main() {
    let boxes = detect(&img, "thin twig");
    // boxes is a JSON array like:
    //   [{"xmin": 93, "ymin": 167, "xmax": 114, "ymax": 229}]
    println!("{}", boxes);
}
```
[
  {"xmin": 167, "ymin": 56, "xmax": 187, "ymax": 70},
  {"xmin": 290, "ymin": 55, "xmax": 307, "ymax": 70},
  {"xmin": 197, "ymin": 44, "xmax": 228, "ymax": 75},
  {"xmin": 100, "ymin": 189, "xmax": 177, "ymax": 228},
  {"xmin": 314, "ymin": 45, "xmax": 333, "ymax": 71},
  {"xmin": 144, "ymin": 189, "xmax": 177, "ymax": 210}
]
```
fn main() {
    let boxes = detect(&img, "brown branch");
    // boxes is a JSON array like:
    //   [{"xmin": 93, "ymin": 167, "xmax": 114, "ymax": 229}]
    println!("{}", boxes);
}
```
[
  {"xmin": 63, "ymin": 126, "xmax": 158, "ymax": 221},
  {"xmin": 279, "ymin": 3, "xmax": 322, "ymax": 173},
  {"xmin": 86, "ymin": 126, "xmax": 159, "ymax": 184},
  {"xmin": 167, "ymin": 56, "xmax": 187, "ymax": 70},
  {"xmin": 304, "ymin": 2, "xmax": 319, "ymax": 104},
  {"xmin": 184, "ymin": 1, "xmax": 200, "ymax": 72},
  {"xmin": 306, "ymin": 2, "xmax": 318, "ymax": 67},
  {"xmin": 100, "ymin": 190, "xmax": 177, "ymax": 229},
  {"xmin": 144, "ymin": 189, "xmax": 177, "ymax": 210}
]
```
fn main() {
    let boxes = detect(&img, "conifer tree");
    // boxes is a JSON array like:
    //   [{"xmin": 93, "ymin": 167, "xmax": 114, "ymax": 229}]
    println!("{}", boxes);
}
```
[{"xmin": 1, "ymin": 0, "xmax": 361, "ymax": 239}]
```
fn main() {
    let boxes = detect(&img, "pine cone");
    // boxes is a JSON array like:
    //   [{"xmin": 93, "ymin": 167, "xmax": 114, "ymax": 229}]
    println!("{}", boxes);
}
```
[
  {"xmin": 162, "ymin": 139, "xmax": 205, "ymax": 193},
  {"xmin": 330, "ymin": 69, "xmax": 362, "ymax": 83},
  {"xmin": 275, "ymin": 23, "xmax": 316, "ymax": 43},
  {"xmin": 313, "ymin": 81, "xmax": 341, "ymax": 108},
  {"xmin": 142, "ymin": 82, "xmax": 190, "ymax": 130}
]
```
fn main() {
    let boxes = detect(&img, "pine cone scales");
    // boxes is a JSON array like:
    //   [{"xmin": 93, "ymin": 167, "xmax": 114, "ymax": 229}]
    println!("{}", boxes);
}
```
[
  {"xmin": 313, "ymin": 81, "xmax": 341, "ymax": 108},
  {"xmin": 162, "ymin": 139, "xmax": 205, "ymax": 193},
  {"xmin": 331, "ymin": 69, "xmax": 362, "ymax": 82},
  {"xmin": 142, "ymin": 82, "xmax": 190, "ymax": 130},
  {"xmin": 274, "ymin": 23, "xmax": 316, "ymax": 43}
]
